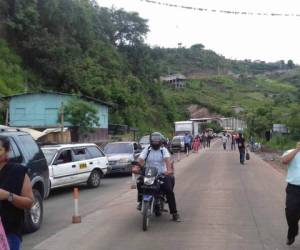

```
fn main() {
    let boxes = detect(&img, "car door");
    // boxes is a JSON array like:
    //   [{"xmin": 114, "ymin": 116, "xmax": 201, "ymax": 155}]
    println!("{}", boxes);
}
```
[
  {"xmin": 52, "ymin": 149, "xmax": 76, "ymax": 187},
  {"xmin": 86, "ymin": 146, "xmax": 108, "ymax": 172},
  {"xmin": 72, "ymin": 147, "xmax": 90, "ymax": 183}
]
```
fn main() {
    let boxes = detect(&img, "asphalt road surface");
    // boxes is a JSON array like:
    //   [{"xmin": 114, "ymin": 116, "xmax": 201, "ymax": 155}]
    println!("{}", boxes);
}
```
[{"xmin": 26, "ymin": 141, "xmax": 295, "ymax": 250}]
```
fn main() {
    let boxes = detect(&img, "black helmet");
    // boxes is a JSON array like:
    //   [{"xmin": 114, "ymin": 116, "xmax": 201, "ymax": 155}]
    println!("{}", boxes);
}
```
[{"xmin": 150, "ymin": 132, "xmax": 164, "ymax": 150}]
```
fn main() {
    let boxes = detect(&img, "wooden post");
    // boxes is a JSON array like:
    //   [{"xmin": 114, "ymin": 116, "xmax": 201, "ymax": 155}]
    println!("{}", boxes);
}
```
[{"xmin": 60, "ymin": 102, "xmax": 64, "ymax": 143}]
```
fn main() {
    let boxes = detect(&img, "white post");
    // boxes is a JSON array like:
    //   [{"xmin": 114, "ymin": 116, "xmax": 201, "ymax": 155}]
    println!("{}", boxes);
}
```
[
  {"xmin": 131, "ymin": 173, "xmax": 137, "ymax": 189},
  {"xmin": 72, "ymin": 188, "xmax": 81, "ymax": 223}
]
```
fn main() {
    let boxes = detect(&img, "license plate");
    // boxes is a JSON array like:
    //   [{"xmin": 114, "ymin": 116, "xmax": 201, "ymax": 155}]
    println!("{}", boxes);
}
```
[{"xmin": 80, "ymin": 163, "xmax": 87, "ymax": 169}]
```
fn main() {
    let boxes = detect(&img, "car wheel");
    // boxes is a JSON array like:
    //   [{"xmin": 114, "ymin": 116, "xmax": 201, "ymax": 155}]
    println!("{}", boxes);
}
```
[
  {"xmin": 87, "ymin": 170, "xmax": 101, "ymax": 188},
  {"xmin": 24, "ymin": 189, "xmax": 43, "ymax": 233}
]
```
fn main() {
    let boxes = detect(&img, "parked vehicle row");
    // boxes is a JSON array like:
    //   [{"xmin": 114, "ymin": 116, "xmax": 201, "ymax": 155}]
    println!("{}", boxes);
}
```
[
  {"xmin": 2, "ymin": 128, "xmax": 177, "ymax": 234},
  {"xmin": 104, "ymin": 142, "xmax": 142, "ymax": 174}
]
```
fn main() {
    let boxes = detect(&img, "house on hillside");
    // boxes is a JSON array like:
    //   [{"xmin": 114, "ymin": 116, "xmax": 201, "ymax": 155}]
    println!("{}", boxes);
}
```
[
  {"xmin": 4, "ymin": 92, "xmax": 111, "ymax": 143},
  {"xmin": 160, "ymin": 74, "xmax": 187, "ymax": 89}
]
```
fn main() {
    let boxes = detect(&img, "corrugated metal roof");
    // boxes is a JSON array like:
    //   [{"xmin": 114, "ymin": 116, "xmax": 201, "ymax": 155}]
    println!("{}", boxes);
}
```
[
  {"xmin": 160, "ymin": 73, "xmax": 187, "ymax": 81},
  {"xmin": 2, "ymin": 91, "xmax": 113, "ymax": 107}
]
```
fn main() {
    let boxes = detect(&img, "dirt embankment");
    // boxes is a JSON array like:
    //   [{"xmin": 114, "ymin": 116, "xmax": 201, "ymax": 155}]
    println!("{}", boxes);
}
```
[
  {"xmin": 188, "ymin": 105, "xmax": 223, "ymax": 119},
  {"xmin": 256, "ymin": 146, "xmax": 286, "ymax": 175}
]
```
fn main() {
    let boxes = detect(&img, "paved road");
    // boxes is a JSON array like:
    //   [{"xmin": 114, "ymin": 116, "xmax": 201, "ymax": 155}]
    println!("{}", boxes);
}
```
[
  {"xmin": 29, "ymin": 141, "xmax": 295, "ymax": 250},
  {"xmin": 23, "ymin": 174, "xmax": 132, "ymax": 250}
]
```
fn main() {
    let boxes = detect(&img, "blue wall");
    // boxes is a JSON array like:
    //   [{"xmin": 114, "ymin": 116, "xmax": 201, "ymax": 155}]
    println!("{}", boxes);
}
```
[{"xmin": 9, "ymin": 93, "xmax": 108, "ymax": 128}]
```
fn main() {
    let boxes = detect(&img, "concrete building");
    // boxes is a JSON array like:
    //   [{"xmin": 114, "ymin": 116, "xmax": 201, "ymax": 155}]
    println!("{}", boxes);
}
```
[{"xmin": 219, "ymin": 117, "xmax": 247, "ymax": 131}]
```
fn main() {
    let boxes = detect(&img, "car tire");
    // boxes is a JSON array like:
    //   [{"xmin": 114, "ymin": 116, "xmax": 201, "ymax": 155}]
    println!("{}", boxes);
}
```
[
  {"xmin": 24, "ymin": 189, "xmax": 43, "ymax": 233},
  {"xmin": 87, "ymin": 170, "xmax": 101, "ymax": 188}
]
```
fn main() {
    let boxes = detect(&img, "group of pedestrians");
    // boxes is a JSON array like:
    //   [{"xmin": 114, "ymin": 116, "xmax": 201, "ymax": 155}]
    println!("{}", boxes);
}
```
[{"xmin": 183, "ymin": 131, "xmax": 213, "ymax": 155}]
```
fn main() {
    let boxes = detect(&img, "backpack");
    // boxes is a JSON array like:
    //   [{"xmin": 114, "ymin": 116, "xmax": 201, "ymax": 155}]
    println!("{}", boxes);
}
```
[{"xmin": 144, "ymin": 146, "xmax": 164, "ymax": 164}]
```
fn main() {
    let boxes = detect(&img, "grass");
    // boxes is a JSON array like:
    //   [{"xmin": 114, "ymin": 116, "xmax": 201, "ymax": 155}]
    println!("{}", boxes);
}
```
[{"xmin": 263, "ymin": 135, "xmax": 297, "ymax": 152}]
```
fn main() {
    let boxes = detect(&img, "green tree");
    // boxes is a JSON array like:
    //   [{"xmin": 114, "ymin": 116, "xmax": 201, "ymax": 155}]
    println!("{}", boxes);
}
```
[
  {"xmin": 287, "ymin": 59, "xmax": 295, "ymax": 69},
  {"xmin": 63, "ymin": 98, "xmax": 100, "ymax": 134}
]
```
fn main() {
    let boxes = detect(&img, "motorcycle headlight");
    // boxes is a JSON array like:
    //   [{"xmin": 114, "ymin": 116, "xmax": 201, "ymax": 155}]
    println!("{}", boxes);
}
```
[{"xmin": 144, "ymin": 177, "xmax": 155, "ymax": 185}]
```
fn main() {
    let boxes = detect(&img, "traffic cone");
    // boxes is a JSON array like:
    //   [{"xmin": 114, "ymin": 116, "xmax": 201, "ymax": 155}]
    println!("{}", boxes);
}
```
[
  {"xmin": 131, "ymin": 173, "xmax": 137, "ymax": 189},
  {"xmin": 72, "ymin": 188, "xmax": 81, "ymax": 224}
]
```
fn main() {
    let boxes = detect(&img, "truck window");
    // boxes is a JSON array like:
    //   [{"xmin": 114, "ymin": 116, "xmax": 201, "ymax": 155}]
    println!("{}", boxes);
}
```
[
  {"xmin": 8, "ymin": 138, "xmax": 23, "ymax": 163},
  {"xmin": 18, "ymin": 135, "xmax": 40, "ymax": 161}
]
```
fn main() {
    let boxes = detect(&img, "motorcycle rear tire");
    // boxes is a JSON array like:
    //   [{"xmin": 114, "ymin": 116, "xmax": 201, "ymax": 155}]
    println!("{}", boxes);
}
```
[{"xmin": 142, "ymin": 201, "xmax": 150, "ymax": 231}]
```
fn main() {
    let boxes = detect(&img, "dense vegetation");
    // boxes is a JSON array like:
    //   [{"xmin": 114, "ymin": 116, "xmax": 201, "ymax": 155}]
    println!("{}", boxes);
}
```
[{"xmin": 0, "ymin": 0, "xmax": 299, "ymax": 145}]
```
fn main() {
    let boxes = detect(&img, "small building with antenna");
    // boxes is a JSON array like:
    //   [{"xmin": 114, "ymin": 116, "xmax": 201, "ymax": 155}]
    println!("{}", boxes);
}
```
[{"xmin": 160, "ymin": 73, "xmax": 187, "ymax": 89}]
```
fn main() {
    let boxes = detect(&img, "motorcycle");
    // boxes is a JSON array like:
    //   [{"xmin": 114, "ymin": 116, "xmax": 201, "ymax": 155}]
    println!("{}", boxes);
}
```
[{"xmin": 137, "ymin": 166, "xmax": 167, "ymax": 231}]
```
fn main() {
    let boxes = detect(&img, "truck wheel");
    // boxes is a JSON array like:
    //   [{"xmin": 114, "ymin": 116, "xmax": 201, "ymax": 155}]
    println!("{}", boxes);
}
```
[{"xmin": 24, "ymin": 189, "xmax": 43, "ymax": 233}]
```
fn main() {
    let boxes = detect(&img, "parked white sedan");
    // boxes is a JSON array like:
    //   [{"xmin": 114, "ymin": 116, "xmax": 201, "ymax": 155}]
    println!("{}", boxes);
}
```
[{"xmin": 41, "ymin": 143, "xmax": 110, "ymax": 190}]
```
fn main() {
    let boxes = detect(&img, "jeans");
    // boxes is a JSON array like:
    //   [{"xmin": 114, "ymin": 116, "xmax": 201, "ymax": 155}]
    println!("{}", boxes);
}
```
[
  {"xmin": 184, "ymin": 143, "xmax": 190, "ymax": 154},
  {"xmin": 239, "ymin": 148, "xmax": 245, "ymax": 164},
  {"xmin": 7, "ymin": 234, "xmax": 21, "ymax": 250},
  {"xmin": 137, "ymin": 175, "xmax": 178, "ymax": 214},
  {"xmin": 286, "ymin": 184, "xmax": 300, "ymax": 239},
  {"xmin": 223, "ymin": 143, "xmax": 226, "ymax": 150}
]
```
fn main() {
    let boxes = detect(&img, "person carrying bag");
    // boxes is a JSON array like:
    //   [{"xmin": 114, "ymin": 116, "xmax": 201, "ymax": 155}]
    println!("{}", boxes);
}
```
[{"xmin": 246, "ymin": 150, "xmax": 250, "ymax": 161}]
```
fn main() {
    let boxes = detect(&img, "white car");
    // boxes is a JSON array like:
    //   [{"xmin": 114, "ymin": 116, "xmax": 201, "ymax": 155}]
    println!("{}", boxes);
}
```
[{"xmin": 41, "ymin": 143, "xmax": 110, "ymax": 190}]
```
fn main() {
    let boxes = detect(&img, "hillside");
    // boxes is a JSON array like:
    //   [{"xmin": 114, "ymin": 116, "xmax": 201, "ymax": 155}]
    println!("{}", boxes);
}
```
[{"xmin": 0, "ymin": 0, "xmax": 299, "ymax": 138}]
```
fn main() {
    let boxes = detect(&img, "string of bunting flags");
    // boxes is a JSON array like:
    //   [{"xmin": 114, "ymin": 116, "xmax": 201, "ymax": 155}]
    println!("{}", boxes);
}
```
[{"xmin": 141, "ymin": 0, "xmax": 300, "ymax": 17}]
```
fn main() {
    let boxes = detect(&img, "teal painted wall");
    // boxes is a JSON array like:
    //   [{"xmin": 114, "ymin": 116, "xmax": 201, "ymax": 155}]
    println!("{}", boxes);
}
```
[{"xmin": 9, "ymin": 93, "xmax": 108, "ymax": 128}]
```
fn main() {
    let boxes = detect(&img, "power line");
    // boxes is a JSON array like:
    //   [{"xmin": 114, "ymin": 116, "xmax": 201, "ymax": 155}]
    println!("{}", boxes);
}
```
[{"xmin": 140, "ymin": 0, "xmax": 300, "ymax": 18}]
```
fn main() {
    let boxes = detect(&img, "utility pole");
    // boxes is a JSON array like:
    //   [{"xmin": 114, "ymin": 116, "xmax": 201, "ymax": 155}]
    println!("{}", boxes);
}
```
[
  {"xmin": 5, "ymin": 108, "xmax": 9, "ymax": 126},
  {"xmin": 60, "ymin": 102, "xmax": 64, "ymax": 143}
]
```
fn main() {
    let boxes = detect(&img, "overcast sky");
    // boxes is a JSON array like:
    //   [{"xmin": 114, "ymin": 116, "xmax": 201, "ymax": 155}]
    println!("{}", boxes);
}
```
[{"xmin": 97, "ymin": 0, "xmax": 300, "ymax": 63}]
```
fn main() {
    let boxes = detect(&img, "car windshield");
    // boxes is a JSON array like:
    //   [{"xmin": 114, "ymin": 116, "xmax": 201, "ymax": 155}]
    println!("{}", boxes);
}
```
[
  {"xmin": 42, "ymin": 148, "xmax": 58, "ymax": 165},
  {"xmin": 139, "ymin": 136, "xmax": 150, "ymax": 144},
  {"xmin": 173, "ymin": 137, "xmax": 182, "ymax": 142},
  {"xmin": 104, "ymin": 143, "xmax": 133, "ymax": 154}
]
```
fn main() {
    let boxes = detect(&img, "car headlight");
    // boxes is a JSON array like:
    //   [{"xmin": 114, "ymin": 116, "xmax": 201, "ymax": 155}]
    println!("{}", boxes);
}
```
[
  {"xmin": 119, "ymin": 158, "xmax": 130, "ymax": 164},
  {"xmin": 144, "ymin": 177, "xmax": 155, "ymax": 185}
]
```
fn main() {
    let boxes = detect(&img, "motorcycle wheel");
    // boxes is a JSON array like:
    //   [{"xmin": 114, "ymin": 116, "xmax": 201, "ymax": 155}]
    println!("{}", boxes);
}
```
[
  {"xmin": 142, "ymin": 201, "xmax": 150, "ymax": 231},
  {"xmin": 155, "ymin": 210, "xmax": 162, "ymax": 217}
]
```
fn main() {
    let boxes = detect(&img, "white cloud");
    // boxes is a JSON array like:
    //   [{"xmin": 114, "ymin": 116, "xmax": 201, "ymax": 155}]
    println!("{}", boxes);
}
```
[{"xmin": 97, "ymin": 0, "xmax": 300, "ymax": 63}]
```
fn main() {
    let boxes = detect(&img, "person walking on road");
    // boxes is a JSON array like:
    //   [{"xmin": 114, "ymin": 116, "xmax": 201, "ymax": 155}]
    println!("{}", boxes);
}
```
[
  {"xmin": 184, "ymin": 133, "xmax": 191, "ymax": 155},
  {"xmin": 201, "ymin": 133, "xmax": 206, "ymax": 149},
  {"xmin": 222, "ymin": 133, "xmax": 228, "ymax": 150},
  {"xmin": 231, "ymin": 133, "xmax": 236, "ymax": 150},
  {"xmin": 192, "ymin": 136, "xmax": 200, "ymax": 152},
  {"xmin": 0, "ymin": 136, "xmax": 34, "ymax": 250},
  {"xmin": 207, "ymin": 133, "xmax": 211, "ymax": 148},
  {"xmin": 281, "ymin": 142, "xmax": 300, "ymax": 245},
  {"xmin": 236, "ymin": 132, "xmax": 246, "ymax": 164}
]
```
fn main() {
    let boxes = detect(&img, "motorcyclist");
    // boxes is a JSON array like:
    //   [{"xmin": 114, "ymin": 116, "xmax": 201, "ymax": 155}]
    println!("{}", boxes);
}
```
[{"xmin": 132, "ymin": 132, "xmax": 181, "ymax": 222}]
